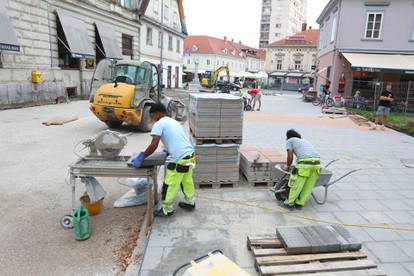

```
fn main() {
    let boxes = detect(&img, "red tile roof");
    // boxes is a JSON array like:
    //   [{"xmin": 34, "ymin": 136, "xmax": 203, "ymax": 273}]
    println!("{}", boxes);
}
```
[
  {"xmin": 268, "ymin": 29, "xmax": 319, "ymax": 47},
  {"xmin": 184, "ymin": 35, "xmax": 265, "ymax": 60}
]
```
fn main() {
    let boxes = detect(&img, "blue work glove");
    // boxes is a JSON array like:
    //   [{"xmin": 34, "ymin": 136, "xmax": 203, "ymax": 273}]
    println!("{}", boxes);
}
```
[{"xmin": 131, "ymin": 152, "xmax": 145, "ymax": 168}]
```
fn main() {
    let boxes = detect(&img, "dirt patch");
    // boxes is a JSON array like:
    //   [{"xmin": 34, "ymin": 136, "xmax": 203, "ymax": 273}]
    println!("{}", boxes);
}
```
[
  {"xmin": 245, "ymin": 112, "xmax": 367, "ymax": 131},
  {"xmin": 114, "ymin": 224, "xmax": 142, "ymax": 273}
]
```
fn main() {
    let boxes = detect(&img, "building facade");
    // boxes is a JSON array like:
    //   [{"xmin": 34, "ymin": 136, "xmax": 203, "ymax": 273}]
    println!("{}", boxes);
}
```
[
  {"xmin": 265, "ymin": 28, "xmax": 318, "ymax": 90},
  {"xmin": 316, "ymin": 0, "xmax": 414, "ymax": 96},
  {"xmin": 0, "ymin": 0, "xmax": 186, "ymax": 108},
  {"xmin": 259, "ymin": 0, "xmax": 307, "ymax": 48},
  {"xmin": 184, "ymin": 35, "xmax": 265, "ymax": 79},
  {"xmin": 139, "ymin": 0, "xmax": 186, "ymax": 89}
]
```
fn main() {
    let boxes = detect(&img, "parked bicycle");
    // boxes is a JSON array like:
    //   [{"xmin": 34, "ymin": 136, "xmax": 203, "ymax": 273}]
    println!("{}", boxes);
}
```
[{"xmin": 312, "ymin": 93, "xmax": 334, "ymax": 107}]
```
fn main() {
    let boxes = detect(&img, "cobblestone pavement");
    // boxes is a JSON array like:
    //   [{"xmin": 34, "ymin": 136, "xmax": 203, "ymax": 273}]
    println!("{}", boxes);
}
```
[{"xmin": 140, "ymin": 91, "xmax": 414, "ymax": 276}]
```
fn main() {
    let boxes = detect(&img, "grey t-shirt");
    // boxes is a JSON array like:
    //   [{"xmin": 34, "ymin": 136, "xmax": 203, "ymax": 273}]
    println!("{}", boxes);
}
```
[{"xmin": 286, "ymin": 137, "xmax": 319, "ymax": 159}]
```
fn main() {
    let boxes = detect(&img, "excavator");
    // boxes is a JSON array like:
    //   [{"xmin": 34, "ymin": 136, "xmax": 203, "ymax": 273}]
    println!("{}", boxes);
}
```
[{"xmin": 201, "ymin": 64, "xmax": 231, "ymax": 93}]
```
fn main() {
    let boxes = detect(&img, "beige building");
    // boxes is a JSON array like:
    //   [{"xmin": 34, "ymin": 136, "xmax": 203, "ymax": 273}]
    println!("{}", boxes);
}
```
[
  {"xmin": 139, "ymin": 0, "xmax": 186, "ymax": 88},
  {"xmin": 265, "ymin": 28, "xmax": 318, "ymax": 90},
  {"xmin": 184, "ymin": 35, "xmax": 265, "ymax": 79},
  {"xmin": 0, "ymin": 0, "xmax": 187, "ymax": 108},
  {"xmin": 259, "ymin": 0, "xmax": 307, "ymax": 48}
]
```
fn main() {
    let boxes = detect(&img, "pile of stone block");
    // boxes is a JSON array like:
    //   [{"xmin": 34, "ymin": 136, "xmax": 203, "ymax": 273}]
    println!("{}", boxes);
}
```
[
  {"xmin": 240, "ymin": 146, "xmax": 285, "ymax": 185},
  {"xmin": 189, "ymin": 93, "xmax": 243, "ymax": 140},
  {"xmin": 277, "ymin": 225, "xmax": 362, "ymax": 255},
  {"xmin": 193, "ymin": 144, "xmax": 240, "ymax": 186},
  {"xmin": 189, "ymin": 93, "xmax": 243, "ymax": 187}
]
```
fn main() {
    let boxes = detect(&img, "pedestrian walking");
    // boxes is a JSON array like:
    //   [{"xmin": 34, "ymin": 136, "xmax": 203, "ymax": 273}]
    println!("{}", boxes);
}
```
[
  {"xmin": 370, "ymin": 83, "xmax": 394, "ymax": 130},
  {"xmin": 130, "ymin": 103, "xmax": 196, "ymax": 217},
  {"xmin": 248, "ymin": 88, "xmax": 262, "ymax": 111},
  {"xmin": 283, "ymin": 129, "xmax": 321, "ymax": 208}
]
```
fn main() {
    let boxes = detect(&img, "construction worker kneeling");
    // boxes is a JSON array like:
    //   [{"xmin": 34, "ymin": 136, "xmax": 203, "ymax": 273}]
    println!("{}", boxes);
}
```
[{"xmin": 130, "ymin": 103, "xmax": 196, "ymax": 217}]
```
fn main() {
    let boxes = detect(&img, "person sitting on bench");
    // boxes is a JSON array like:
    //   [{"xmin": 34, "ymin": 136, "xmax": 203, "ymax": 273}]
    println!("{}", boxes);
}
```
[{"xmin": 283, "ymin": 129, "xmax": 321, "ymax": 208}]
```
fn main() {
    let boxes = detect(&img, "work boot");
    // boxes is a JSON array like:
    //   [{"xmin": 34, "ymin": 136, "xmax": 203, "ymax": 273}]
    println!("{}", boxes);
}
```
[
  {"xmin": 178, "ymin": 202, "xmax": 196, "ymax": 211},
  {"xmin": 281, "ymin": 200, "xmax": 295, "ymax": 210},
  {"xmin": 295, "ymin": 204, "xmax": 303, "ymax": 210},
  {"xmin": 153, "ymin": 208, "xmax": 174, "ymax": 218}
]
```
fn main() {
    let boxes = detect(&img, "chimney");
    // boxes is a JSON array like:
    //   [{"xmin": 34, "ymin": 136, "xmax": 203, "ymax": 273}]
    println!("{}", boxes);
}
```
[
  {"xmin": 224, "ymin": 36, "xmax": 227, "ymax": 43},
  {"xmin": 301, "ymin": 22, "xmax": 307, "ymax": 32},
  {"xmin": 309, "ymin": 26, "xmax": 312, "ymax": 30}
]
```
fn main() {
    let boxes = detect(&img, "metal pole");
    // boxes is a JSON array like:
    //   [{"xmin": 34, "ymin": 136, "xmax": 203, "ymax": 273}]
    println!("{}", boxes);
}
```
[{"xmin": 159, "ymin": 0, "xmax": 164, "ymax": 89}]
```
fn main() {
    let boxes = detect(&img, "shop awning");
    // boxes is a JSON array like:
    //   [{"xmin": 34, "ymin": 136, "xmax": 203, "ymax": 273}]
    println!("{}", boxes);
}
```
[
  {"xmin": 56, "ymin": 9, "xmax": 95, "ymax": 58},
  {"xmin": 342, "ymin": 53, "xmax": 414, "ymax": 74},
  {"xmin": 0, "ymin": 0, "xmax": 20, "ymax": 52},
  {"xmin": 270, "ymin": 71, "xmax": 288, "ymax": 77},
  {"xmin": 286, "ymin": 72, "xmax": 305, "ymax": 77},
  {"xmin": 95, "ymin": 21, "xmax": 122, "ymax": 60}
]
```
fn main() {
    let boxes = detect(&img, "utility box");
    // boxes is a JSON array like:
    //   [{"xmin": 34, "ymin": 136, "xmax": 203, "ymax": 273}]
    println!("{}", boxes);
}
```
[{"xmin": 31, "ymin": 71, "xmax": 42, "ymax": 83}]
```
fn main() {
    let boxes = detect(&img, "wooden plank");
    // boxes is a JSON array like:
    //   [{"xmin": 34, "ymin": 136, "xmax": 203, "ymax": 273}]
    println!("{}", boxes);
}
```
[
  {"xmin": 247, "ymin": 235, "xmax": 280, "ymax": 251},
  {"xmin": 298, "ymin": 269, "xmax": 386, "ymax": 276},
  {"xmin": 248, "ymin": 238, "xmax": 283, "ymax": 249},
  {"xmin": 252, "ymin": 248, "xmax": 287, "ymax": 257},
  {"xmin": 260, "ymin": 260, "xmax": 378, "ymax": 275},
  {"xmin": 257, "ymin": 251, "xmax": 367, "ymax": 266}
]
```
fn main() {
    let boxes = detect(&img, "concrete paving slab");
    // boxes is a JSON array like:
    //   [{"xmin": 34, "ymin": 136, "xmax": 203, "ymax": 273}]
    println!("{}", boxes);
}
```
[
  {"xmin": 403, "ymin": 262, "xmax": 414, "ymax": 275},
  {"xmin": 365, "ymin": 242, "xmax": 412, "ymax": 263},
  {"xmin": 380, "ymin": 263, "xmax": 412, "ymax": 276},
  {"xmin": 395, "ymin": 241, "xmax": 414, "ymax": 259},
  {"xmin": 382, "ymin": 200, "xmax": 414, "ymax": 211},
  {"xmin": 365, "ymin": 228, "xmax": 403, "ymax": 241},
  {"xmin": 358, "ymin": 200, "xmax": 391, "ymax": 211}
]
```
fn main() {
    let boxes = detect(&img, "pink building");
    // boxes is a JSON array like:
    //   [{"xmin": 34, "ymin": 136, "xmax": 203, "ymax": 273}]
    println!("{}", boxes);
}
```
[{"xmin": 316, "ymin": 0, "xmax": 414, "ymax": 97}]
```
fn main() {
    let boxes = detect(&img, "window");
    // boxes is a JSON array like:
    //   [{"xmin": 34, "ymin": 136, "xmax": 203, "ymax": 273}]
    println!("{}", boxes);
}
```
[
  {"xmin": 294, "ymin": 60, "xmax": 302, "ymax": 70},
  {"xmin": 365, "ymin": 12, "xmax": 383, "ymax": 39},
  {"xmin": 207, "ymin": 59, "xmax": 210, "ymax": 65},
  {"xmin": 331, "ymin": 16, "xmax": 337, "ymax": 43},
  {"xmin": 57, "ymin": 15, "xmax": 80, "ymax": 69},
  {"xmin": 217, "ymin": 60, "xmax": 219, "ymax": 65},
  {"xmin": 173, "ymin": 11, "xmax": 178, "ymax": 28},
  {"xmin": 168, "ymin": 35, "xmax": 173, "ymax": 51},
  {"xmin": 176, "ymin": 39, "xmax": 180, "ymax": 53},
  {"xmin": 275, "ymin": 23, "xmax": 281, "ymax": 28},
  {"xmin": 153, "ymin": 0, "xmax": 159, "ymax": 13},
  {"xmin": 275, "ymin": 33, "xmax": 280, "ymax": 38},
  {"xmin": 158, "ymin": 31, "xmax": 162, "ymax": 48},
  {"xmin": 122, "ymin": 34, "xmax": 133, "ymax": 58},
  {"xmin": 276, "ymin": 59, "xmax": 282, "ymax": 70},
  {"xmin": 164, "ymin": 5, "xmax": 169, "ymax": 22},
  {"xmin": 120, "ymin": 0, "xmax": 132, "ymax": 10},
  {"xmin": 146, "ymin": 27, "xmax": 153, "ymax": 46},
  {"xmin": 187, "ymin": 59, "xmax": 190, "ymax": 65}
]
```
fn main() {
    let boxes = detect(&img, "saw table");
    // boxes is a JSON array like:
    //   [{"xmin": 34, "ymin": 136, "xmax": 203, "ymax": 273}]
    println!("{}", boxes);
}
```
[{"xmin": 67, "ymin": 152, "xmax": 166, "ymax": 231}]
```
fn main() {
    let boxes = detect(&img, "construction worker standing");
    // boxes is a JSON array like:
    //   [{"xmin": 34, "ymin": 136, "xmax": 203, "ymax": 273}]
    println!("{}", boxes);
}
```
[
  {"xmin": 283, "ymin": 129, "xmax": 320, "ymax": 208},
  {"xmin": 130, "ymin": 103, "xmax": 196, "ymax": 217}
]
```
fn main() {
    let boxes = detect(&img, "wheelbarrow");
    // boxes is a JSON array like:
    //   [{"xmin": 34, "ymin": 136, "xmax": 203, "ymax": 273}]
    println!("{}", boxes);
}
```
[{"xmin": 271, "ymin": 159, "xmax": 362, "ymax": 205}]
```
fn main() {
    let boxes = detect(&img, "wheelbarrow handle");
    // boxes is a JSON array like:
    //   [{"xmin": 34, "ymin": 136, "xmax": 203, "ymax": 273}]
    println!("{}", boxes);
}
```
[
  {"xmin": 324, "ymin": 158, "xmax": 341, "ymax": 169},
  {"xmin": 326, "ymin": 167, "xmax": 363, "ymax": 187},
  {"xmin": 172, "ymin": 249, "xmax": 224, "ymax": 276}
]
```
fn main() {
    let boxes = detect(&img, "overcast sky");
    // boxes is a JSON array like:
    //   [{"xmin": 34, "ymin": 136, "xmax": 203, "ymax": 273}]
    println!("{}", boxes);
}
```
[{"xmin": 184, "ymin": 0, "xmax": 330, "ymax": 48}]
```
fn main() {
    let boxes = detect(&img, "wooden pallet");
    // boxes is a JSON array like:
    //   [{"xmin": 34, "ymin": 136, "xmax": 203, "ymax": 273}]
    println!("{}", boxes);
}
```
[
  {"xmin": 247, "ymin": 234, "xmax": 385, "ymax": 276},
  {"xmin": 190, "ymin": 129, "xmax": 242, "ymax": 145},
  {"xmin": 241, "ymin": 172, "xmax": 274, "ymax": 187},
  {"xmin": 194, "ymin": 181, "xmax": 239, "ymax": 189}
]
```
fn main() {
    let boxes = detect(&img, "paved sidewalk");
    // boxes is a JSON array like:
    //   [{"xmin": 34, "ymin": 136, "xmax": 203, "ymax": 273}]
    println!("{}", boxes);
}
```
[{"xmin": 140, "ymin": 93, "xmax": 414, "ymax": 276}]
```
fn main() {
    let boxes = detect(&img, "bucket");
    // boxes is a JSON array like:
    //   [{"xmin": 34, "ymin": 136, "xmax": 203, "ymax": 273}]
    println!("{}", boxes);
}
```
[
  {"xmin": 80, "ymin": 194, "xmax": 104, "ymax": 216},
  {"xmin": 73, "ymin": 204, "xmax": 91, "ymax": 241}
]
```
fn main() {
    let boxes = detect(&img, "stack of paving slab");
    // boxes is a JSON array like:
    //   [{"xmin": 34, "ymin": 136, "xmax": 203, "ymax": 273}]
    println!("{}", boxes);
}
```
[
  {"xmin": 193, "ymin": 144, "xmax": 240, "ymax": 186},
  {"xmin": 189, "ymin": 93, "xmax": 243, "ymax": 141},
  {"xmin": 276, "ymin": 225, "xmax": 362, "ymax": 255},
  {"xmin": 240, "ymin": 146, "xmax": 285, "ymax": 185},
  {"xmin": 189, "ymin": 93, "xmax": 243, "ymax": 187}
]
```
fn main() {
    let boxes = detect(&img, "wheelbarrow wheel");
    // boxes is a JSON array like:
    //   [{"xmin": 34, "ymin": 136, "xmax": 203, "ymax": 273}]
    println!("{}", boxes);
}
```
[
  {"xmin": 60, "ymin": 214, "xmax": 74, "ymax": 229},
  {"xmin": 274, "ymin": 178, "xmax": 289, "ymax": 201}
]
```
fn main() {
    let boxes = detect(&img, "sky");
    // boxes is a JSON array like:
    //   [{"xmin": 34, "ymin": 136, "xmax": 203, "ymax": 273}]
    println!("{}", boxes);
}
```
[{"xmin": 183, "ymin": 0, "xmax": 330, "ymax": 48}]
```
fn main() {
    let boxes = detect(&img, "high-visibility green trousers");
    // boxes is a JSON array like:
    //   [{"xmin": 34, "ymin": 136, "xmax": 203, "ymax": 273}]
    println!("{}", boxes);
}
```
[
  {"xmin": 162, "ymin": 155, "xmax": 196, "ymax": 214},
  {"xmin": 287, "ymin": 158, "xmax": 321, "ymax": 206}
]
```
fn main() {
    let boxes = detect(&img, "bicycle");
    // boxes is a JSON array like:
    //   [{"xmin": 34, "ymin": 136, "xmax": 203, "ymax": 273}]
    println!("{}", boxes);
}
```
[{"xmin": 312, "ymin": 93, "xmax": 334, "ymax": 107}]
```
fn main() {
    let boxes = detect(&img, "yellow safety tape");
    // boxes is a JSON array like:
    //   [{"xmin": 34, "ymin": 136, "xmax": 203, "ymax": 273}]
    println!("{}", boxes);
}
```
[{"xmin": 197, "ymin": 194, "xmax": 414, "ymax": 232}]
